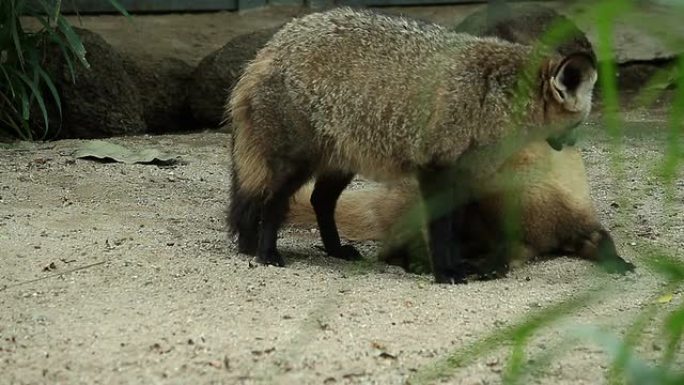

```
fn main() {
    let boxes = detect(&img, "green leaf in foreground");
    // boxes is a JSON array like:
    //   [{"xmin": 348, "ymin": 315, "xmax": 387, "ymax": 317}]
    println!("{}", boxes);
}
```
[
  {"xmin": 572, "ymin": 325, "xmax": 684, "ymax": 385},
  {"xmin": 56, "ymin": 14, "xmax": 89, "ymax": 69},
  {"xmin": 407, "ymin": 289, "xmax": 604, "ymax": 385},
  {"xmin": 12, "ymin": 68, "xmax": 50, "ymax": 133},
  {"xmin": 107, "ymin": 0, "xmax": 132, "ymax": 18},
  {"xmin": 661, "ymin": 304, "xmax": 684, "ymax": 369}
]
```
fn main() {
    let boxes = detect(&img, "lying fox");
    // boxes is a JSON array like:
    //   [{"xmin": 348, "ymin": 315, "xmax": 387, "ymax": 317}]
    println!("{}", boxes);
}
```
[
  {"xmin": 287, "ymin": 141, "xmax": 636, "ymax": 276},
  {"xmin": 227, "ymin": 7, "xmax": 598, "ymax": 283}
]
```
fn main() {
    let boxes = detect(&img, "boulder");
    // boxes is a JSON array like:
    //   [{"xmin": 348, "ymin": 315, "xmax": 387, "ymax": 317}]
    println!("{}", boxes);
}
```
[
  {"xmin": 455, "ymin": 4, "xmax": 678, "ymax": 93},
  {"xmin": 122, "ymin": 56, "xmax": 199, "ymax": 133},
  {"xmin": 617, "ymin": 61, "xmax": 676, "ymax": 92},
  {"xmin": 42, "ymin": 28, "xmax": 146, "ymax": 139},
  {"xmin": 189, "ymin": 26, "xmax": 282, "ymax": 128}
]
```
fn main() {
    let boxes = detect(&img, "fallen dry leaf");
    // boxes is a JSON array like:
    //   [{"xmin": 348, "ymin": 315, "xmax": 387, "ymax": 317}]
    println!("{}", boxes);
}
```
[
  {"xmin": 656, "ymin": 293, "xmax": 673, "ymax": 304},
  {"xmin": 73, "ymin": 140, "xmax": 180, "ymax": 165}
]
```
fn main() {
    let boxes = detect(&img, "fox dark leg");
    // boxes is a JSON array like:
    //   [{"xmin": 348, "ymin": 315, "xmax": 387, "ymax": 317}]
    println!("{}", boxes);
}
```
[
  {"xmin": 230, "ymin": 192, "xmax": 261, "ymax": 255},
  {"xmin": 257, "ymin": 166, "xmax": 312, "ymax": 267},
  {"xmin": 310, "ymin": 173, "xmax": 362, "ymax": 260},
  {"xmin": 452, "ymin": 200, "xmax": 512, "ymax": 280},
  {"xmin": 379, "ymin": 201, "xmax": 512, "ymax": 280},
  {"xmin": 229, "ymin": 169, "xmax": 262, "ymax": 255},
  {"xmin": 379, "ymin": 232, "xmax": 430, "ymax": 274},
  {"xmin": 379, "ymin": 243, "xmax": 414, "ymax": 272},
  {"xmin": 418, "ymin": 167, "xmax": 470, "ymax": 284}
]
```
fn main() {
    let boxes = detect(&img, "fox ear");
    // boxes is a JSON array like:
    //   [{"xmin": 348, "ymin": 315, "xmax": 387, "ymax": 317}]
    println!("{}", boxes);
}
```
[{"xmin": 548, "ymin": 52, "xmax": 598, "ymax": 112}]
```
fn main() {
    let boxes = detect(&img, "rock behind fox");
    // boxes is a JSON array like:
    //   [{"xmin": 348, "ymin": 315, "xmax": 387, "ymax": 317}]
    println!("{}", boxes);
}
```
[{"xmin": 227, "ymin": 7, "xmax": 597, "ymax": 283}]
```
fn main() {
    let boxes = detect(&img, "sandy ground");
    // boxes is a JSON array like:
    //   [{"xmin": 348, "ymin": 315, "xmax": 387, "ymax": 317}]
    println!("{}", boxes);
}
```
[
  {"xmin": 3, "ymin": 3, "xmax": 684, "ymax": 385},
  {"xmin": 1, "ymin": 110, "xmax": 683, "ymax": 385}
]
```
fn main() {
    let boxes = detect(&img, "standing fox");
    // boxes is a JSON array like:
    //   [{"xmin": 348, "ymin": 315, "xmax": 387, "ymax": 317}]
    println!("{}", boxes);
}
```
[
  {"xmin": 285, "ymin": 4, "xmax": 636, "ymax": 277},
  {"xmin": 227, "ymin": 7, "xmax": 597, "ymax": 284}
]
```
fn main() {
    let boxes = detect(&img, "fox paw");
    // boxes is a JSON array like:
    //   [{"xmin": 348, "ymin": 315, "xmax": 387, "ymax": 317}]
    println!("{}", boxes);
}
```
[
  {"xmin": 257, "ymin": 251, "xmax": 286, "ymax": 267},
  {"xmin": 315, "ymin": 244, "xmax": 363, "ymax": 261},
  {"xmin": 475, "ymin": 267, "xmax": 509, "ymax": 281},
  {"xmin": 472, "ymin": 260, "xmax": 510, "ymax": 281},
  {"xmin": 433, "ymin": 268, "xmax": 468, "ymax": 285},
  {"xmin": 331, "ymin": 245, "xmax": 363, "ymax": 261}
]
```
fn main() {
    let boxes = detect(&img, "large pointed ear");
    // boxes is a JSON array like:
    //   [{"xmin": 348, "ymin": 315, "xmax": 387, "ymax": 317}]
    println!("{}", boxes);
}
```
[{"xmin": 548, "ymin": 52, "xmax": 598, "ymax": 112}]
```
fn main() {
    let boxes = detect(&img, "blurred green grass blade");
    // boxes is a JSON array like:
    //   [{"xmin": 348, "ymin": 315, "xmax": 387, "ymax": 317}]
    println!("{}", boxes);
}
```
[
  {"xmin": 0, "ymin": 116, "xmax": 27, "ymax": 140},
  {"xmin": 0, "ymin": 66, "xmax": 17, "ymax": 98},
  {"xmin": 0, "ymin": 113, "xmax": 22, "ymax": 137},
  {"xmin": 661, "ymin": 304, "xmax": 684, "ymax": 368},
  {"xmin": 36, "ymin": 65, "xmax": 61, "ymax": 119},
  {"xmin": 0, "ymin": 88, "xmax": 24, "ymax": 134},
  {"xmin": 634, "ymin": 66, "xmax": 677, "ymax": 107},
  {"xmin": 595, "ymin": 0, "xmax": 630, "ymax": 132},
  {"xmin": 28, "ymin": 3, "xmax": 80, "ymax": 82},
  {"xmin": 33, "ymin": 63, "xmax": 60, "ymax": 140},
  {"xmin": 47, "ymin": 33, "xmax": 78, "ymax": 83},
  {"xmin": 657, "ymin": 57, "xmax": 684, "ymax": 187},
  {"xmin": 621, "ymin": 4, "xmax": 684, "ymax": 57},
  {"xmin": 574, "ymin": 325, "xmax": 684, "ymax": 385},
  {"xmin": 57, "ymin": 14, "xmax": 89, "ymax": 69},
  {"xmin": 594, "ymin": 0, "xmax": 635, "ymax": 212},
  {"xmin": 9, "ymin": 1, "xmax": 25, "ymax": 68},
  {"xmin": 29, "ymin": 59, "xmax": 41, "ymax": 106},
  {"xmin": 12, "ymin": 69, "xmax": 50, "ymax": 132},
  {"xmin": 503, "ymin": 335, "xmax": 527, "ymax": 385},
  {"xmin": 67, "ymin": 0, "xmax": 84, "ymax": 25},
  {"xmin": 34, "ymin": 0, "xmax": 56, "ymax": 23},
  {"xmin": 107, "ymin": 0, "xmax": 131, "ymax": 18},
  {"xmin": 1, "ymin": 0, "xmax": 129, "ymax": 139},
  {"xmin": 644, "ymin": 253, "xmax": 684, "ymax": 283},
  {"xmin": 16, "ymin": 79, "xmax": 33, "ymax": 139},
  {"xmin": 408, "ymin": 289, "xmax": 604, "ymax": 384},
  {"xmin": 608, "ymin": 298, "xmax": 660, "ymax": 384},
  {"xmin": 515, "ymin": 337, "xmax": 578, "ymax": 383},
  {"xmin": 16, "ymin": 81, "xmax": 29, "ymax": 121}
]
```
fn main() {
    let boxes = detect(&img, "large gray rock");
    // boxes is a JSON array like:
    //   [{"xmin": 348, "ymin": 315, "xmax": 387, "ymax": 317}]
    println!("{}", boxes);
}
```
[
  {"xmin": 454, "ymin": 3, "xmax": 676, "ymax": 92},
  {"xmin": 42, "ymin": 28, "xmax": 146, "ymax": 139},
  {"xmin": 452, "ymin": 2, "xmax": 595, "ymax": 60},
  {"xmin": 189, "ymin": 26, "xmax": 282, "ymax": 128},
  {"xmin": 122, "ymin": 56, "xmax": 199, "ymax": 134},
  {"xmin": 572, "ymin": 3, "xmax": 680, "ymax": 64}
]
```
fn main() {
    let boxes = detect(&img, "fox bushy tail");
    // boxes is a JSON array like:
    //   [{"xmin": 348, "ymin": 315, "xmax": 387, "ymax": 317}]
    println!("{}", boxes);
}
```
[{"xmin": 286, "ymin": 183, "xmax": 412, "ymax": 242}]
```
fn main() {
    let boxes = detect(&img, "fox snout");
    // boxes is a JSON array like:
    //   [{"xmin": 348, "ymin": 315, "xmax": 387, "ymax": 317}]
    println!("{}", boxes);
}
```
[{"xmin": 546, "ymin": 122, "xmax": 580, "ymax": 151}]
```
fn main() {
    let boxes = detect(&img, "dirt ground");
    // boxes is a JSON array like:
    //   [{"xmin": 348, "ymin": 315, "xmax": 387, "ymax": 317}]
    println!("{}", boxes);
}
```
[
  {"xmin": 2, "ymin": 113, "xmax": 683, "ymax": 385},
  {"xmin": 2, "ymin": 4, "xmax": 684, "ymax": 385}
]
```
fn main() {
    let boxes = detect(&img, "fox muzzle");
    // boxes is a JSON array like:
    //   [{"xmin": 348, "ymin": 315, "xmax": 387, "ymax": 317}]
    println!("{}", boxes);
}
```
[{"xmin": 546, "ymin": 123, "xmax": 579, "ymax": 151}]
